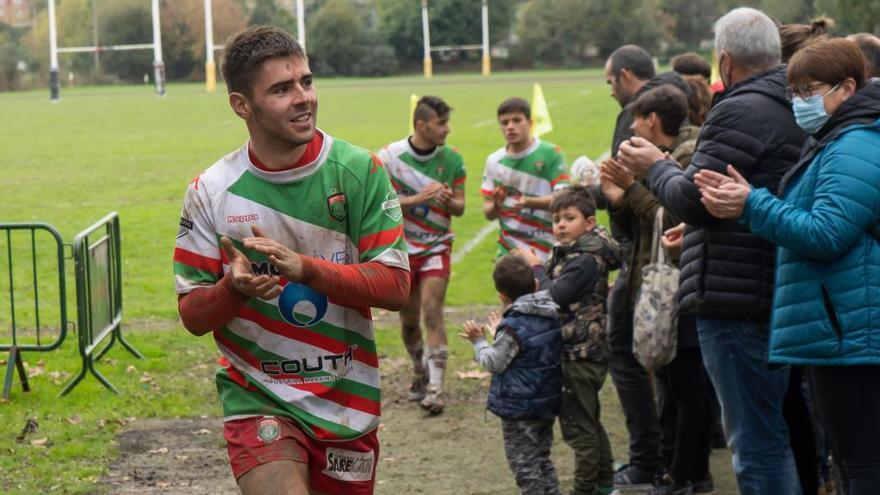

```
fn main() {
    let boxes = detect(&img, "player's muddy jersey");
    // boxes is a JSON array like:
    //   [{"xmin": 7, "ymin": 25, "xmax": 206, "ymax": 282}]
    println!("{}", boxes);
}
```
[
  {"xmin": 173, "ymin": 131, "xmax": 407, "ymax": 440},
  {"xmin": 378, "ymin": 138, "xmax": 466, "ymax": 258},
  {"xmin": 481, "ymin": 138, "xmax": 568, "ymax": 261}
]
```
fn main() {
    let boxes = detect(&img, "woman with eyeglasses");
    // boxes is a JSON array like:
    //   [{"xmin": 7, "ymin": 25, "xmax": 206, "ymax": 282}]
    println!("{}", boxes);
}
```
[{"xmin": 694, "ymin": 37, "xmax": 880, "ymax": 493}]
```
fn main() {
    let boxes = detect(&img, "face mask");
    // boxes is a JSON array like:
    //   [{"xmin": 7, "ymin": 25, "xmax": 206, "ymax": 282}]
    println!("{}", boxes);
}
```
[{"xmin": 792, "ymin": 84, "xmax": 838, "ymax": 134}]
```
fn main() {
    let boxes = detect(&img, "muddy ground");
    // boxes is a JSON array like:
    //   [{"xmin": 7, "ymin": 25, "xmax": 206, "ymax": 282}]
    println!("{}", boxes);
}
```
[{"xmin": 100, "ymin": 306, "xmax": 737, "ymax": 494}]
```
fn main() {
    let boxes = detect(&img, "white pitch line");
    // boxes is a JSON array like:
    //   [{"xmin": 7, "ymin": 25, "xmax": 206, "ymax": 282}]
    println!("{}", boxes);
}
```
[
  {"xmin": 452, "ymin": 221, "xmax": 497, "ymax": 264},
  {"xmin": 471, "ymin": 118, "xmax": 496, "ymax": 128}
]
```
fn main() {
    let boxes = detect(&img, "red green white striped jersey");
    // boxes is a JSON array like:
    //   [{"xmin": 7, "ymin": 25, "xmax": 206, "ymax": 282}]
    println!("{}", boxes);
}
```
[
  {"xmin": 378, "ymin": 138, "xmax": 466, "ymax": 257},
  {"xmin": 173, "ymin": 131, "xmax": 408, "ymax": 441},
  {"xmin": 481, "ymin": 138, "xmax": 568, "ymax": 261}
]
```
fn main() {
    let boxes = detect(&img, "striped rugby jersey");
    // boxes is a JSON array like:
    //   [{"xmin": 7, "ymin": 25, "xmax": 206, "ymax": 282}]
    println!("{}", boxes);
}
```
[
  {"xmin": 378, "ymin": 138, "xmax": 466, "ymax": 257},
  {"xmin": 481, "ymin": 138, "xmax": 568, "ymax": 261},
  {"xmin": 173, "ymin": 131, "xmax": 408, "ymax": 441}
]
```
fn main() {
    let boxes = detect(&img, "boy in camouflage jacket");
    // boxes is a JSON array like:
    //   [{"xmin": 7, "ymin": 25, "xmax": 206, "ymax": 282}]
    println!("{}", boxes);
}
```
[{"xmin": 516, "ymin": 185, "xmax": 622, "ymax": 495}]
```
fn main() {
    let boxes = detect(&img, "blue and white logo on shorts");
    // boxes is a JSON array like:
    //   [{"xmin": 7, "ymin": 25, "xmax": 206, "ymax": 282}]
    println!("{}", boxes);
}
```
[{"xmin": 278, "ymin": 283, "xmax": 328, "ymax": 327}]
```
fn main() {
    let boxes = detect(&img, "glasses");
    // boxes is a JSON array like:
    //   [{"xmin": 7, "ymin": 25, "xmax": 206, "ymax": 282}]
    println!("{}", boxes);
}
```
[{"xmin": 786, "ymin": 82, "xmax": 834, "ymax": 100}]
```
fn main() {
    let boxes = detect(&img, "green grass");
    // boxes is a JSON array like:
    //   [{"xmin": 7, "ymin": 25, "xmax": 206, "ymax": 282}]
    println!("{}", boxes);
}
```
[
  {"xmin": 0, "ymin": 68, "xmax": 618, "ymax": 323},
  {"xmin": 0, "ymin": 70, "xmax": 646, "ymax": 493}
]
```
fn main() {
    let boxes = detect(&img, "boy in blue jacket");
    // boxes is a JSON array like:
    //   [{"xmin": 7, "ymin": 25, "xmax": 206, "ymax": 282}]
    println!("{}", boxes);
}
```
[{"xmin": 461, "ymin": 254, "xmax": 563, "ymax": 495}]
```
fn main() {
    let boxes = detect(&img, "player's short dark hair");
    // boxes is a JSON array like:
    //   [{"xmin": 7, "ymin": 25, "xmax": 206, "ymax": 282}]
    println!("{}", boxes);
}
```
[
  {"xmin": 493, "ymin": 254, "xmax": 536, "ymax": 301},
  {"xmin": 414, "ymin": 96, "xmax": 451, "ymax": 125},
  {"xmin": 221, "ymin": 25, "xmax": 305, "ymax": 95},
  {"xmin": 631, "ymin": 85, "xmax": 690, "ymax": 136},
  {"xmin": 497, "ymin": 97, "xmax": 531, "ymax": 119},
  {"xmin": 850, "ymin": 33, "xmax": 880, "ymax": 79},
  {"xmin": 550, "ymin": 185, "xmax": 596, "ymax": 219},
  {"xmin": 609, "ymin": 45, "xmax": 656, "ymax": 81},
  {"xmin": 671, "ymin": 52, "xmax": 712, "ymax": 80}
]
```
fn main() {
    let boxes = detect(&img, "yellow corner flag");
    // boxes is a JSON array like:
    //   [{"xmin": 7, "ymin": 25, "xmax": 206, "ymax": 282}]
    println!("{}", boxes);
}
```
[
  {"xmin": 531, "ymin": 83, "xmax": 553, "ymax": 138},
  {"xmin": 710, "ymin": 49, "xmax": 720, "ymax": 85},
  {"xmin": 408, "ymin": 93, "xmax": 420, "ymax": 135}
]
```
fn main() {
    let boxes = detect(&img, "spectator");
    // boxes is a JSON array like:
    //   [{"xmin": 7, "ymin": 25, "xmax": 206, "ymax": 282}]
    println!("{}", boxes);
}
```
[
  {"xmin": 516, "ymin": 185, "xmax": 622, "ymax": 495},
  {"xmin": 672, "ymin": 52, "xmax": 712, "ymax": 81},
  {"xmin": 696, "ymin": 37, "xmax": 880, "ymax": 495},
  {"xmin": 779, "ymin": 17, "xmax": 833, "ymax": 63},
  {"xmin": 602, "ymin": 44, "xmax": 691, "ymax": 489},
  {"xmin": 460, "ymin": 255, "xmax": 564, "ymax": 495},
  {"xmin": 848, "ymin": 33, "xmax": 880, "ymax": 79},
  {"xmin": 681, "ymin": 74, "xmax": 712, "ymax": 126},
  {"xmin": 601, "ymin": 85, "xmax": 713, "ymax": 495},
  {"xmin": 616, "ymin": 7, "xmax": 806, "ymax": 494}
]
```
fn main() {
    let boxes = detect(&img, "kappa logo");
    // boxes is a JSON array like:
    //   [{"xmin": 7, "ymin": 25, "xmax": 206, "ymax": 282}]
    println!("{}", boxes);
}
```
[
  {"xmin": 327, "ymin": 192, "xmax": 347, "ymax": 222},
  {"xmin": 227, "ymin": 214, "xmax": 259, "ymax": 223},
  {"xmin": 382, "ymin": 190, "xmax": 402, "ymax": 222},
  {"xmin": 322, "ymin": 448, "xmax": 375, "ymax": 482}
]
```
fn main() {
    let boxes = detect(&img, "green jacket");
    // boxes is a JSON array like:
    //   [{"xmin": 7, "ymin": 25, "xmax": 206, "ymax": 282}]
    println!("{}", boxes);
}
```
[{"xmin": 610, "ymin": 125, "xmax": 700, "ymax": 306}]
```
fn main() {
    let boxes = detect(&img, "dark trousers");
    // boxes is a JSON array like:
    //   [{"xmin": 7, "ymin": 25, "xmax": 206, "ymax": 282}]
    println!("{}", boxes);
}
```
[
  {"xmin": 807, "ymin": 365, "xmax": 880, "ymax": 495},
  {"xmin": 783, "ymin": 367, "xmax": 819, "ymax": 495},
  {"xmin": 607, "ymin": 273, "xmax": 664, "ymax": 471},
  {"xmin": 560, "ymin": 360, "xmax": 614, "ymax": 494},
  {"xmin": 655, "ymin": 325, "xmax": 713, "ymax": 483},
  {"xmin": 501, "ymin": 417, "xmax": 562, "ymax": 495}
]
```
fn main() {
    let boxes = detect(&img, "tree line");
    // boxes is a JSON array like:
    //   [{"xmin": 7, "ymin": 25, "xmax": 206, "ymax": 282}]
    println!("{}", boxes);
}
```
[{"xmin": 0, "ymin": 0, "xmax": 878, "ymax": 91}]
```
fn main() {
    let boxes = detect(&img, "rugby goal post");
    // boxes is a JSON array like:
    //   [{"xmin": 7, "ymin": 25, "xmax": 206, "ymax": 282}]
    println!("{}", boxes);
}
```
[
  {"xmin": 421, "ymin": 0, "xmax": 490, "ymax": 78},
  {"xmin": 204, "ymin": 0, "xmax": 305, "ymax": 93},
  {"xmin": 47, "ymin": 0, "xmax": 165, "ymax": 101}
]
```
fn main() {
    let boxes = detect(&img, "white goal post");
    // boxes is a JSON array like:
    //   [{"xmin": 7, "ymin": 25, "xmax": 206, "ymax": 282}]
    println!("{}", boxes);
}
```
[
  {"xmin": 203, "ymin": 0, "xmax": 306, "ymax": 93},
  {"xmin": 47, "ymin": 0, "xmax": 165, "ymax": 101},
  {"xmin": 421, "ymin": 0, "xmax": 490, "ymax": 78}
]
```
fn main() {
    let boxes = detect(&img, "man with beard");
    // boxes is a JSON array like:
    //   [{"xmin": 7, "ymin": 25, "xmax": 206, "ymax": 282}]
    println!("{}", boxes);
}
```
[{"xmin": 173, "ymin": 26, "xmax": 409, "ymax": 494}]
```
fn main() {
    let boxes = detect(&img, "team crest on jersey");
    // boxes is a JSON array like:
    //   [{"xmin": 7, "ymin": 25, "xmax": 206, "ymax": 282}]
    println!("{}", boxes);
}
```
[
  {"xmin": 534, "ymin": 161, "xmax": 545, "ymax": 172},
  {"xmin": 382, "ymin": 191, "xmax": 402, "ymax": 222},
  {"xmin": 327, "ymin": 193, "xmax": 347, "ymax": 222},
  {"xmin": 436, "ymin": 165, "xmax": 446, "ymax": 176},
  {"xmin": 258, "ymin": 418, "xmax": 281, "ymax": 442}
]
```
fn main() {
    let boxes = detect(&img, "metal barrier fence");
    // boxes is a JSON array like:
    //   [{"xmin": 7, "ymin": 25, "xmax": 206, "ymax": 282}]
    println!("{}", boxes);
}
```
[
  {"xmin": 0, "ymin": 223, "xmax": 69, "ymax": 400},
  {"xmin": 61, "ymin": 212, "xmax": 143, "ymax": 396}
]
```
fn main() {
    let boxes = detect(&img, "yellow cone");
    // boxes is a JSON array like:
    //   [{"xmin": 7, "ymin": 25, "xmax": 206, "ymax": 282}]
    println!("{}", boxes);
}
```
[{"xmin": 531, "ymin": 83, "xmax": 553, "ymax": 138}]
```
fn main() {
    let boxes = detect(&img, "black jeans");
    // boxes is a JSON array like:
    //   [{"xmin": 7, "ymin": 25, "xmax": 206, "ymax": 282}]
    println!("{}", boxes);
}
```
[
  {"xmin": 783, "ymin": 367, "xmax": 818, "ymax": 495},
  {"xmin": 608, "ymin": 272, "xmax": 664, "ymax": 471},
  {"xmin": 655, "ymin": 337, "xmax": 713, "ymax": 483},
  {"xmin": 807, "ymin": 365, "xmax": 880, "ymax": 495}
]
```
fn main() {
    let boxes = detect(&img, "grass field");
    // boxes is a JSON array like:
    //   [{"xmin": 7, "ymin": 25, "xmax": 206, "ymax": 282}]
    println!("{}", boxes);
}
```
[{"xmin": 0, "ymin": 71, "xmax": 737, "ymax": 493}]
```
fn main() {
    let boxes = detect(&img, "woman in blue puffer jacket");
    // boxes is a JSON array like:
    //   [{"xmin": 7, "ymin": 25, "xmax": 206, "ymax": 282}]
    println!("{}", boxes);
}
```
[{"xmin": 696, "ymin": 38, "xmax": 880, "ymax": 494}]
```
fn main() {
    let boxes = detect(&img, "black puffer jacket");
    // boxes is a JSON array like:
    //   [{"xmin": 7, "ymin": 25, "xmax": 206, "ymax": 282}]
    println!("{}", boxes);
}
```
[{"xmin": 646, "ymin": 65, "xmax": 806, "ymax": 321}]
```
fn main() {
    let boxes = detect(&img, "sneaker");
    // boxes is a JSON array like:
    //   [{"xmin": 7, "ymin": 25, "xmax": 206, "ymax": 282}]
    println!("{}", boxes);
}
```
[
  {"xmin": 613, "ymin": 464, "xmax": 661, "ymax": 489},
  {"xmin": 407, "ymin": 373, "xmax": 427, "ymax": 402},
  {"xmin": 419, "ymin": 384, "xmax": 445, "ymax": 415},
  {"xmin": 646, "ymin": 475, "xmax": 693, "ymax": 495},
  {"xmin": 691, "ymin": 474, "xmax": 714, "ymax": 494}
]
